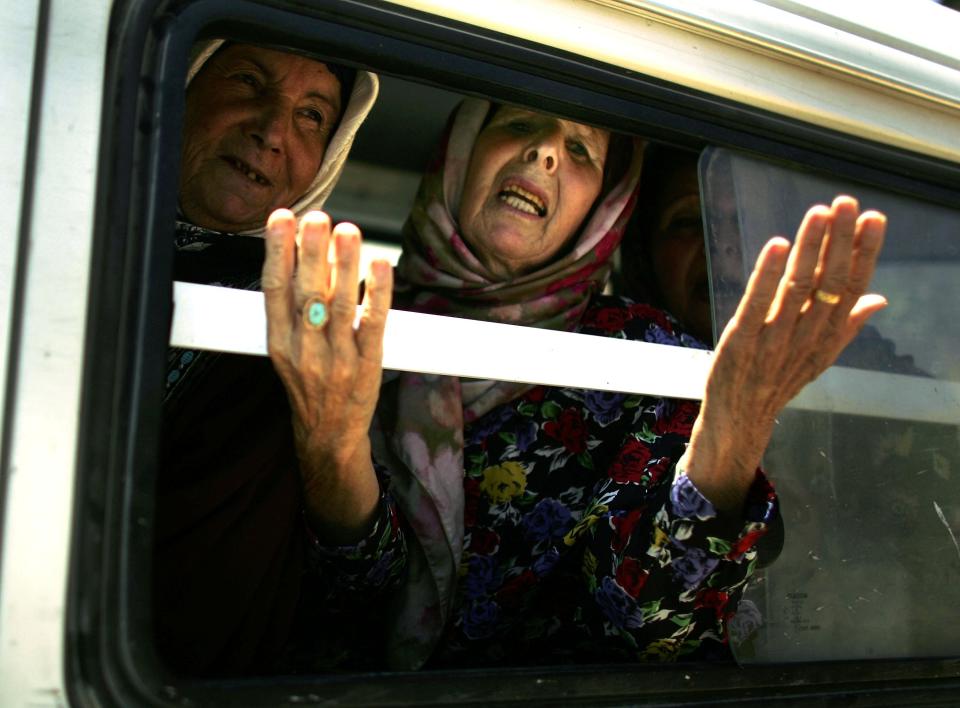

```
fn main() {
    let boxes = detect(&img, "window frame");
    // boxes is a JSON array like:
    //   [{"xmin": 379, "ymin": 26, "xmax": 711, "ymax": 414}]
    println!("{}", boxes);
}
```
[{"xmin": 68, "ymin": 0, "xmax": 960, "ymax": 704}]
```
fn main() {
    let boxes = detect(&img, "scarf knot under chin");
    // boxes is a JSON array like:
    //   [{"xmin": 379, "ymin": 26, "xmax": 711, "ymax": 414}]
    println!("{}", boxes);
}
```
[{"xmin": 378, "ymin": 98, "xmax": 644, "ymax": 669}]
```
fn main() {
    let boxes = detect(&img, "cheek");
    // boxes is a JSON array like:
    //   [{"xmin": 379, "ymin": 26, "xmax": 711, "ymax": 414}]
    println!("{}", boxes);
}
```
[
  {"xmin": 558, "ymin": 173, "xmax": 602, "ymax": 235},
  {"xmin": 458, "ymin": 167, "xmax": 494, "ymax": 241},
  {"xmin": 652, "ymin": 240, "xmax": 689, "ymax": 302},
  {"xmin": 287, "ymin": 142, "xmax": 323, "ymax": 197}
]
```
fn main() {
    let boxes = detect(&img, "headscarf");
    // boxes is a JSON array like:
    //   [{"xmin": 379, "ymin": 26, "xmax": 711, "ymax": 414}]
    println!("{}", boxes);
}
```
[
  {"xmin": 167, "ymin": 42, "xmax": 379, "ymax": 399},
  {"xmin": 182, "ymin": 39, "xmax": 379, "ymax": 238},
  {"xmin": 375, "ymin": 99, "xmax": 644, "ymax": 669}
]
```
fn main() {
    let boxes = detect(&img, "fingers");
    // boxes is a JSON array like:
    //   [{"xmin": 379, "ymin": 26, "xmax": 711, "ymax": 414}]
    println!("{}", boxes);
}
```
[
  {"xmin": 767, "ymin": 205, "xmax": 830, "ymax": 323},
  {"xmin": 357, "ymin": 260, "xmax": 393, "ymax": 362},
  {"xmin": 727, "ymin": 236, "xmax": 790, "ymax": 338},
  {"xmin": 816, "ymin": 196, "xmax": 859, "ymax": 294},
  {"xmin": 328, "ymin": 223, "xmax": 363, "ymax": 347},
  {"xmin": 826, "ymin": 210, "xmax": 886, "ymax": 332},
  {"xmin": 294, "ymin": 211, "xmax": 333, "ymax": 309},
  {"xmin": 263, "ymin": 209, "xmax": 297, "ymax": 360}
]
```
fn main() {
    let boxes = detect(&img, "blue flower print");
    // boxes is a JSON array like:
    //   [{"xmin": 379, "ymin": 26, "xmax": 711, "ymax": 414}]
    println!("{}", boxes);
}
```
[
  {"xmin": 584, "ymin": 391, "xmax": 626, "ymax": 427},
  {"xmin": 523, "ymin": 498, "xmax": 574, "ymax": 543},
  {"xmin": 670, "ymin": 474, "xmax": 717, "ymax": 520},
  {"xmin": 595, "ymin": 576, "xmax": 645, "ymax": 629},
  {"xmin": 515, "ymin": 419, "xmax": 538, "ymax": 452},
  {"xmin": 672, "ymin": 547, "xmax": 719, "ymax": 589},
  {"xmin": 464, "ymin": 555, "xmax": 500, "ymax": 598},
  {"xmin": 467, "ymin": 406, "xmax": 515, "ymax": 445},
  {"xmin": 644, "ymin": 324, "xmax": 681, "ymax": 346},
  {"xmin": 462, "ymin": 598, "xmax": 501, "ymax": 640},
  {"xmin": 532, "ymin": 547, "xmax": 560, "ymax": 576}
]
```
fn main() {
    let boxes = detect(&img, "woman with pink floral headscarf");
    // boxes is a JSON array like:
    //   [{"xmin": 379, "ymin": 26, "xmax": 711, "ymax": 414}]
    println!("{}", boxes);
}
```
[{"xmin": 261, "ymin": 100, "xmax": 887, "ymax": 671}]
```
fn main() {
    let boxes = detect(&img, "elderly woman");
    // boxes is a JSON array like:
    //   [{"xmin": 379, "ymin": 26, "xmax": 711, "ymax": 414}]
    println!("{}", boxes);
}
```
[
  {"xmin": 261, "ymin": 100, "xmax": 886, "ymax": 670},
  {"xmin": 153, "ymin": 40, "xmax": 377, "ymax": 675}
]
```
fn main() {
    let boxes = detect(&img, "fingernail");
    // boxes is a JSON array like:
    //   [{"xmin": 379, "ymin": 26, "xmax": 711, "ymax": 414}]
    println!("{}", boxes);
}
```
[{"xmin": 267, "ymin": 209, "xmax": 294, "ymax": 234}]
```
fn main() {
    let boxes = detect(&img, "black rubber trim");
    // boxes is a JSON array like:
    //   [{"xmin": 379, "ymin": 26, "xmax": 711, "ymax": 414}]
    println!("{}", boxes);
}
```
[{"xmin": 67, "ymin": 0, "xmax": 960, "ymax": 706}]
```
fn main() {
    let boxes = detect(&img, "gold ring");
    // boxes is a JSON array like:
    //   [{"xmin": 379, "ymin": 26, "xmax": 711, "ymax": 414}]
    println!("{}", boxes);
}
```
[
  {"xmin": 302, "ymin": 295, "xmax": 329, "ymax": 330},
  {"xmin": 814, "ymin": 289, "xmax": 841, "ymax": 305}
]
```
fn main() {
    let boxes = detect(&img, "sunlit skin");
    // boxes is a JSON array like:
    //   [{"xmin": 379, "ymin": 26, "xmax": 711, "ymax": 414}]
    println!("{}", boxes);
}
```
[
  {"xmin": 648, "ymin": 165, "xmax": 713, "ymax": 342},
  {"xmin": 458, "ymin": 107, "xmax": 610, "ymax": 279},
  {"xmin": 179, "ymin": 44, "xmax": 343, "ymax": 232}
]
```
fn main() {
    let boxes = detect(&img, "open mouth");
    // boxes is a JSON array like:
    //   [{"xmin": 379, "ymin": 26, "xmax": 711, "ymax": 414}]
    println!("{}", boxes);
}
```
[
  {"xmin": 222, "ymin": 156, "xmax": 271, "ymax": 187},
  {"xmin": 498, "ymin": 184, "xmax": 547, "ymax": 217}
]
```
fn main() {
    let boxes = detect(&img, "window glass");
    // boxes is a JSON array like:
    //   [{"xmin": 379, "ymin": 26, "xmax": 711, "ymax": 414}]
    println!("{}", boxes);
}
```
[{"xmin": 701, "ymin": 148, "xmax": 960, "ymax": 661}]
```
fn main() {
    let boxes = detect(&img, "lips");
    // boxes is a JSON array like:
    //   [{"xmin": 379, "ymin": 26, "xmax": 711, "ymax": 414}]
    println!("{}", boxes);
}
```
[
  {"xmin": 222, "ymin": 156, "xmax": 272, "ymax": 187},
  {"xmin": 498, "ymin": 181, "xmax": 547, "ymax": 217}
]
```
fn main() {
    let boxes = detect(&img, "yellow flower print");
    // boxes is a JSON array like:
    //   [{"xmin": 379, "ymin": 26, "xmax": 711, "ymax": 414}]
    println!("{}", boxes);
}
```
[
  {"xmin": 640, "ymin": 638, "xmax": 680, "ymax": 661},
  {"xmin": 563, "ymin": 509, "xmax": 608, "ymax": 546},
  {"xmin": 479, "ymin": 462, "xmax": 527, "ymax": 504}
]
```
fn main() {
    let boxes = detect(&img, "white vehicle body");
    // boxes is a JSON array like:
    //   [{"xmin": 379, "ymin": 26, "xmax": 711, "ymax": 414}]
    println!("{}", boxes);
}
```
[{"xmin": 1, "ymin": 1, "xmax": 958, "ymax": 705}]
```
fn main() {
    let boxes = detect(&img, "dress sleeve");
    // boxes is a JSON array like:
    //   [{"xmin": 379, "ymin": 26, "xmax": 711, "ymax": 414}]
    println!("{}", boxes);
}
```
[
  {"xmin": 304, "ymin": 466, "xmax": 408, "ymax": 596},
  {"xmin": 579, "ymin": 459, "xmax": 779, "ymax": 661}
]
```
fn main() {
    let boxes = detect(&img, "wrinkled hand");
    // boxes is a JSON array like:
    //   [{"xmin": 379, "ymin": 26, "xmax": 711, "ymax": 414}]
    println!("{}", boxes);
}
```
[
  {"xmin": 262, "ymin": 209, "xmax": 393, "ymax": 542},
  {"xmin": 684, "ymin": 196, "xmax": 887, "ymax": 511}
]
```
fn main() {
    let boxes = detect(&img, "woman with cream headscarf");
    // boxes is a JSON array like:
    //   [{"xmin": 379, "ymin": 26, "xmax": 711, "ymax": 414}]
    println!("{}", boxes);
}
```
[{"xmin": 153, "ymin": 40, "xmax": 377, "ymax": 676}]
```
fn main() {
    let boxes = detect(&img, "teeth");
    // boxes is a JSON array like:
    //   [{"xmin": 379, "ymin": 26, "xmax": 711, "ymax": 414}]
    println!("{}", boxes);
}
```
[
  {"xmin": 231, "ymin": 158, "xmax": 267, "ymax": 185},
  {"xmin": 501, "ymin": 194, "xmax": 539, "ymax": 215},
  {"xmin": 500, "ymin": 185, "xmax": 546, "ymax": 216}
]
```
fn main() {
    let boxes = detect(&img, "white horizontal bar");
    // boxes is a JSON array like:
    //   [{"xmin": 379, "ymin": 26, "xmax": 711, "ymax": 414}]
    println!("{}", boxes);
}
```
[
  {"xmin": 169, "ymin": 281, "xmax": 711, "ymax": 399},
  {"xmin": 169, "ymin": 282, "xmax": 960, "ymax": 425}
]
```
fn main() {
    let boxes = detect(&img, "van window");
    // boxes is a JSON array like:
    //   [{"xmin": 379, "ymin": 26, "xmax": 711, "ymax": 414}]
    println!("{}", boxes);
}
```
[
  {"xmin": 69, "ymin": 1, "xmax": 960, "ymax": 704},
  {"xmin": 701, "ymin": 148, "xmax": 960, "ymax": 661}
]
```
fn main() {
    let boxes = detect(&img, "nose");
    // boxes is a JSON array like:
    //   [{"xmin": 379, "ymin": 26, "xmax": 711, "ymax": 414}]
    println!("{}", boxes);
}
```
[
  {"xmin": 248, "ymin": 100, "xmax": 290, "ymax": 153},
  {"xmin": 523, "ymin": 129, "xmax": 561, "ymax": 174}
]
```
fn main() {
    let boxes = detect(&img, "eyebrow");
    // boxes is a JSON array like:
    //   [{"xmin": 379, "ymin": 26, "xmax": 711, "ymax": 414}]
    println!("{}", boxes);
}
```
[{"xmin": 231, "ymin": 54, "xmax": 341, "ymax": 115}]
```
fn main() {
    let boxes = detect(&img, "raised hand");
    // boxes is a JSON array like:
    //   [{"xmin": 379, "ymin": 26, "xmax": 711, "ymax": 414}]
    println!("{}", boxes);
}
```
[
  {"xmin": 262, "ymin": 209, "xmax": 393, "ymax": 542},
  {"xmin": 683, "ymin": 195, "xmax": 887, "ymax": 511}
]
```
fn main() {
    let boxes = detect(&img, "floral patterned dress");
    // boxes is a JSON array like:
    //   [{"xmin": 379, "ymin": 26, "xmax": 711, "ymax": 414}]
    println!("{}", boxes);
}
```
[{"xmin": 307, "ymin": 296, "xmax": 780, "ymax": 668}]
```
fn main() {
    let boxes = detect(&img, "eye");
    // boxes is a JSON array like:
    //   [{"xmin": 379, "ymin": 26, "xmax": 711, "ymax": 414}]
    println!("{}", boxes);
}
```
[
  {"xmin": 507, "ymin": 120, "xmax": 532, "ymax": 134},
  {"xmin": 566, "ymin": 139, "xmax": 590, "ymax": 159},
  {"xmin": 235, "ymin": 72, "xmax": 261, "ymax": 89},
  {"xmin": 300, "ymin": 108, "xmax": 325, "ymax": 126}
]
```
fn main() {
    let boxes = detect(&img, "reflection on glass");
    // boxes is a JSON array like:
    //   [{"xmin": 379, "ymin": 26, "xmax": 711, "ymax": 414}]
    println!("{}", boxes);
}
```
[{"xmin": 702, "ymin": 148, "xmax": 960, "ymax": 661}]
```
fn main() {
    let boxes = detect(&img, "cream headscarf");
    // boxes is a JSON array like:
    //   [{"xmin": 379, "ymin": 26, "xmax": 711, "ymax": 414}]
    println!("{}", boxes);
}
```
[{"xmin": 184, "ymin": 39, "xmax": 379, "ymax": 233}]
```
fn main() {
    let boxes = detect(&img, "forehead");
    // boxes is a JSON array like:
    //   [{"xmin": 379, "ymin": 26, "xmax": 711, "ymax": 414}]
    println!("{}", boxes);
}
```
[{"xmin": 207, "ymin": 44, "xmax": 341, "ymax": 97}]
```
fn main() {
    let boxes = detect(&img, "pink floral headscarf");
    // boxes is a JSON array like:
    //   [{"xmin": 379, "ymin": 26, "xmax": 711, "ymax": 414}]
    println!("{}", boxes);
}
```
[{"xmin": 372, "ymin": 99, "xmax": 644, "ymax": 669}]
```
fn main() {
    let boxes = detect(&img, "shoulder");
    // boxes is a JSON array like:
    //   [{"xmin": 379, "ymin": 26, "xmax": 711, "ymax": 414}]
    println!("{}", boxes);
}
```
[{"xmin": 579, "ymin": 294, "xmax": 710, "ymax": 350}]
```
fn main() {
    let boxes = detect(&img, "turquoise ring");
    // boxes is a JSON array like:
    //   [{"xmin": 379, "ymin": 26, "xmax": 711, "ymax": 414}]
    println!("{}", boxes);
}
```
[{"xmin": 303, "ymin": 295, "xmax": 329, "ymax": 330}]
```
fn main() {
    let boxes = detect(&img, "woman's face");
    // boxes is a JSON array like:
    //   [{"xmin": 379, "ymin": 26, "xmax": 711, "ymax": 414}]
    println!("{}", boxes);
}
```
[
  {"xmin": 649, "ymin": 164, "xmax": 713, "ymax": 342},
  {"xmin": 179, "ymin": 44, "xmax": 343, "ymax": 232},
  {"xmin": 458, "ymin": 107, "xmax": 609, "ymax": 279}
]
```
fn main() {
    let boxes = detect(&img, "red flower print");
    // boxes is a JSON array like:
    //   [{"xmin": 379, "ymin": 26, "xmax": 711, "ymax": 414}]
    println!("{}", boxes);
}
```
[
  {"xmin": 643, "ymin": 456, "xmax": 671, "ymax": 488},
  {"xmin": 495, "ymin": 569, "xmax": 538, "ymax": 609},
  {"xmin": 543, "ymin": 407, "xmax": 588, "ymax": 454},
  {"xmin": 609, "ymin": 438, "xmax": 652, "ymax": 484},
  {"xmin": 525, "ymin": 386, "xmax": 547, "ymax": 403},
  {"xmin": 695, "ymin": 588, "xmax": 731, "ymax": 618},
  {"xmin": 583, "ymin": 307, "xmax": 630, "ymax": 332},
  {"xmin": 653, "ymin": 400, "xmax": 700, "ymax": 437},
  {"xmin": 726, "ymin": 528, "xmax": 767, "ymax": 560},
  {"xmin": 469, "ymin": 527, "xmax": 501, "ymax": 555},
  {"xmin": 627, "ymin": 302, "xmax": 673, "ymax": 331},
  {"xmin": 610, "ymin": 507, "xmax": 645, "ymax": 553},
  {"xmin": 615, "ymin": 556, "xmax": 649, "ymax": 597}
]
